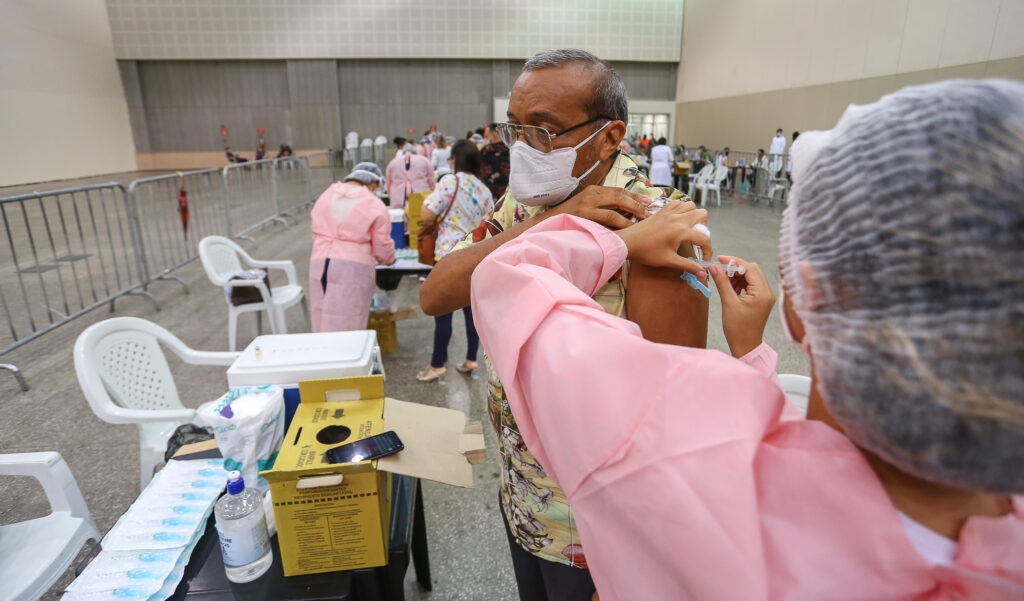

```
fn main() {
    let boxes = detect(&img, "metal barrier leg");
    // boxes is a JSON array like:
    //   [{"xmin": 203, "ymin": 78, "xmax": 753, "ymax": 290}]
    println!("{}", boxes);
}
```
[
  {"xmin": 235, "ymin": 234, "xmax": 258, "ymax": 248},
  {"xmin": 155, "ymin": 274, "xmax": 190, "ymax": 294},
  {"xmin": 272, "ymin": 215, "xmax": 289, "ymax": 227},
  {"xmin": 0, "ymin": 364, "xmax": 29, "ymax": 392},
  {"xmin": 110, "ymin": 289, "xmax": 161, "ymax": 313}
]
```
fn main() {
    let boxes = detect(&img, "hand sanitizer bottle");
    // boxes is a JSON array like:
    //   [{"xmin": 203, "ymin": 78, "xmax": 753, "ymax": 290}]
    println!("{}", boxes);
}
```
[{"xmin": 214, "ymin": 471, "xmax": 272, "ymax": 582}]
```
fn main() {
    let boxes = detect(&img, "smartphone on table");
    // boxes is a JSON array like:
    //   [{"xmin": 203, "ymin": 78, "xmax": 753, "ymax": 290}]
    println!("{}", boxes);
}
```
[{"xmin": 324, "ymin": 431, "xmax": 404, "ymax": 464}]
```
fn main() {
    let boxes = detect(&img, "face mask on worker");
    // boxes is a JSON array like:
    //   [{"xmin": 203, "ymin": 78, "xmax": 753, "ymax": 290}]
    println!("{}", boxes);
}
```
[{"xmin": 509, "ymin": 122, "xmax": 610, "ymax": 207}]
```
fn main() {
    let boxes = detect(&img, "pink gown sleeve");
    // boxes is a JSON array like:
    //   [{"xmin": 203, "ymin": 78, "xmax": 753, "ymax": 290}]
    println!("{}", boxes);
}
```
[
  {"xmin": 425, "ymin": 160, "xmax": 436, "ymax": 190},
  {"xmin": 470, "ymin": 214, "xmax": 789, "ymax": 601},
  {"xmin": 368, "ymin": 201, "xmax": 395, "ymax": 265}
]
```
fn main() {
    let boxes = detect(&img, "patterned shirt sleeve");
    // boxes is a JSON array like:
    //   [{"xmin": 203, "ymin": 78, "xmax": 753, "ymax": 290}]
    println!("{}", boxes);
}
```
[{"xmin": 423, "ymin": 174, "xmax": 457, "ymax": 215}]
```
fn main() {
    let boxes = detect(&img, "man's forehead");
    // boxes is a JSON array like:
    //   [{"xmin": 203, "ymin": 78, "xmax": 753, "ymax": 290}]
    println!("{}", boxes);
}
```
[{"xmin": 508, "ymin": 66, "xmax": 593, "ymax": 127}]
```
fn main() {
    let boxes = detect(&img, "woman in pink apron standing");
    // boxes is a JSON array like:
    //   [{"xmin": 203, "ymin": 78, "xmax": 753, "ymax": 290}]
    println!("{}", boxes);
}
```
[{"xmin": 309, "ymin": 162, "xmax": 395, "ymax": 332}]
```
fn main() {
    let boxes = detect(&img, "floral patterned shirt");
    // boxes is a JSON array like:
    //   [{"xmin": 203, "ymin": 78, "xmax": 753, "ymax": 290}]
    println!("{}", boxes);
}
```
[
  {"xmin": 423, "ymin": 172, "xmax": 494, "ymax": 262},
  {"xmin": 452, "ymin": 153, "xmax": 684, "ymax": 567},
  {"xmin": 479, "ymin": 141, "xmax": 510, "ymax": 199}
]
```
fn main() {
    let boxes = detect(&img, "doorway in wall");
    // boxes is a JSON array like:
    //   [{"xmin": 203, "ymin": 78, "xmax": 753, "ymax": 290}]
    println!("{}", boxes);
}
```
[{"xmin": 626, "ymin": 113, "xmax": 670, "ymax": 141}]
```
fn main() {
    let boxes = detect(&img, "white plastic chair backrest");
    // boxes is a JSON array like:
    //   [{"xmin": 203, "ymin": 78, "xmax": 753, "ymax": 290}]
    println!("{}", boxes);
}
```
[
  {"xmin": 696, "ymin": 164, "xmax": 713, "ymax": 181},
  {"xmin": 360, "ymin": 138, "xmax": 373, "ymax": 147},
  {"xmin": 777, "ymin": 373, "xmax": 811, "ymax": 415},
  {"xmin": 374, "ymin": 135, "xmax": 388, "ymax": 145},
  {"xmin": 345, "ymin": 131, "xmax": 359, "ymax": 149},
  {"xmin": 712, "ymin": 165, "xmax": 729, "ymax": 183},
  {"xmin": 75, "ymin": 317, "xmax": 185, "ymax": 416},
  {"xmin": 198, "ymin": 235, "xmax": 248, "ymax": 287}
]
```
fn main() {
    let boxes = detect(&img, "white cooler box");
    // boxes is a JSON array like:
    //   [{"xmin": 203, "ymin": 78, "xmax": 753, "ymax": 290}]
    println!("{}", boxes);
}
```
[{"xmin": 227, "ymin": 331, "xmax": 384, "ymax": 428}]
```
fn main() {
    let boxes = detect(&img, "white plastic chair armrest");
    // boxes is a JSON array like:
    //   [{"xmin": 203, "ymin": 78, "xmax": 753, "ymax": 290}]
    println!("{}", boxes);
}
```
[
  {"xmin": 98, "ymin": 406, "xmax": 197, "ymax": 425},
  {"xmin": 0, "ymin": 452, "xmax": 90, "ymax": 518},
  {"xmin": 179, "ymin": 350, "xmax": 240, "ymax": 366},
  {"xmin": 246, "ymin": 259, "xmax": 298, "ymax": 287},
  {"xmin": 222, "ymin": 279, "xmax": 273, "ymax": 303}
]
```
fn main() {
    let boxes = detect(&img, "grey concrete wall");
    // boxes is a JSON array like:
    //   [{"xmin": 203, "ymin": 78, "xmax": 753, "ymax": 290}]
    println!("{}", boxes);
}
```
[
  {"xmin": 118, "ymin": 58, "xmax": 679, "ymax": 152},
  {"xmin": 675, "ymin": 56, "xmax": 1024, "ymax": 151}
]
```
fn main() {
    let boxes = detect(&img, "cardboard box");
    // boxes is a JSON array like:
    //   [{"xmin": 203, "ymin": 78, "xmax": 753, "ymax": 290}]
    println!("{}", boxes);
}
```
[
  {"xmin": 260, "ymin": 375, "xmax": 485, "ymax": 576},
  {"xmin": 366, "ymin": 308, "xmax": 419, "ymax": 355},
  {"xmin": 366, "ymin": 313, "xmax": 397, "ymax": 355},
  {"xmin": 404, "ymin": 192, "xmax": 427, "ymax": 250}
]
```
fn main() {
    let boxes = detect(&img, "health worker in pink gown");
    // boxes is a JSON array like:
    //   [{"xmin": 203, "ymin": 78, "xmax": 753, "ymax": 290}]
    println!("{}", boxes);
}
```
[
  {"xmin": 470, "ymin": 80, "xmax": 1024, "ymax": 601},
  {"xmin": 309, "ymin": 162, "xmax": 394, "ymax": 332},
  {"xmin": 385, "ymin": 141, "xmax": 435, "ymax": 210}
]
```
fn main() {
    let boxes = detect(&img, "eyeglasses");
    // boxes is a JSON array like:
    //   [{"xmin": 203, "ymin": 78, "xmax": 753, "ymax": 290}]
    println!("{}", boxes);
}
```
[{"xmin": 495, "ymin": 115, "xmax": 613, "ymax": 153}]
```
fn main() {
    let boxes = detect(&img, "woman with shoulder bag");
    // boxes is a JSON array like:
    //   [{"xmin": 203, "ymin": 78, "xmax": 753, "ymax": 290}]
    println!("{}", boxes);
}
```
[{"xmin": 416, "ymin": 140, "xmax": 494, "ymax": 382}]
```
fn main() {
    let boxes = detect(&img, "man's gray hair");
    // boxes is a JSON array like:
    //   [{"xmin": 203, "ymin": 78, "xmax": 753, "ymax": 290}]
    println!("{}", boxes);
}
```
[{"xmin": 523, "ymin": 49, "xmax": 628, "ymax": 124}]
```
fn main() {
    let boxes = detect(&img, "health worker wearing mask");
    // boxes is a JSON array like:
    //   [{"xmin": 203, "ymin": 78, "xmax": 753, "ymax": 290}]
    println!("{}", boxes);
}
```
[
  {"xmin": 471, "ymin": 80, "xmax": 1024, "ymax": 600},
  {"xmin": 419, "ymin": 48, "xmax": 709, "ymax": 601},
  {"xmin": 309, "ymin": 162, "xmax": 395, "ymax": 332}
]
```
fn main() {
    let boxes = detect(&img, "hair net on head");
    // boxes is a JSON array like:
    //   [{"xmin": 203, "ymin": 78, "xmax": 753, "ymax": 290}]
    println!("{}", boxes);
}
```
[
  {"xmin": 779, "ymin": 79, "xmax": 1024, "ymax": 494},
  {"xmin": 343, "ymin": 162, "xmax": 383, "ymax": 186}
]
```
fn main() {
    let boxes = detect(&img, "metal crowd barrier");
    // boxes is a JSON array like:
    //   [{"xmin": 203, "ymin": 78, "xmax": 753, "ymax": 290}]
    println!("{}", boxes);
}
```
[
  {"xmin": 0, "ymin": 183, "xmax": 156, "ymax": 390},
  {"xmin": 128, "ymin": 169, "xmax": 227, "ymax": 292},
  {"xmin": 304, "ymin": 150, "xmax": 335, "ymax": 206},
  {"xmin": 0, "ymin": 144, "xmax": 394, "ymax": 390},
  {"xmin": 688, "ymin": 148, "xmax": 791, "ymax": 204},
  {"xmin": 274, "ymin": 155, "xmax": 314, "ymax": 218},
  {"xmin": 372, "ymin": 142, "xmax": 388, "ymax": 169},
  {"xmin": 342, "ymin": 147, "xmax": 358, "ymax": 172},
  {"xmin": 222, "ymin": 158, "xmax": 288, "ymax": 244}
]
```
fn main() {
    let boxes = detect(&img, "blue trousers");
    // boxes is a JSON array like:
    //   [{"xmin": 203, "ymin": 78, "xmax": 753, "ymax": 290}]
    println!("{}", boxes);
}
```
[{"xmin": 431, "ymin": 306, "xmax": 479, "ymax": 368}]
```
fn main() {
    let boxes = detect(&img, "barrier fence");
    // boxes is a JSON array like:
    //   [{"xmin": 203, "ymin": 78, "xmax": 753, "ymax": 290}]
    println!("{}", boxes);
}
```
[
  {"xmin": 129, "ymin": 169, "xmax": 226, "ymax": 292},
  {"xmin": 0, "ymin": 149, "xmax": 341, "ymax": 390},
  {"xmin": 675, "ymin": 148, "xmax": 791, "ymax": 204},
  {"xmin": 0, "ymin": 183, "xmax": 156, "ymax": 390}
]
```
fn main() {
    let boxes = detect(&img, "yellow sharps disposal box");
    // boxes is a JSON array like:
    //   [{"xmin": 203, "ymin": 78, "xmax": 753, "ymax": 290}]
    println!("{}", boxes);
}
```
[{"xmin": 260, "ymin": 374, "xmax": 485, "ymax": 576}]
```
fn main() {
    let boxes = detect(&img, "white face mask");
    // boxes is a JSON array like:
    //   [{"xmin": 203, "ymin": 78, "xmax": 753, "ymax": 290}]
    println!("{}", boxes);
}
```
[{"xmin": 508, "ymin": 122, "xmax": 610, "ymax": 207}]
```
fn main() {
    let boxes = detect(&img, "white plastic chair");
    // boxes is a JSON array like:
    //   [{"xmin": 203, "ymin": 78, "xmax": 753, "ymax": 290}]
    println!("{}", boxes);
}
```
[
  {"xmin": 687, "ymin": 164, "xmax": 713, "ymax": 198},
  {"xmin": 697, "ymin": 165, "xmax": 729, "ymax": 206},
  {"xmin": 345, "ymin": 131, "xmax": 360, "ymax": 149},
  {"xmin": 778, "ymin": 374, "xmax": 811, "ymax": 415},
  {"xmin": 73, "ymin": 317, "xmax": 239, "ymax": 489},
  {"xmin": 0, "ymin": 452, "xmax": 100, "ymax": 601},
  {"xmin": 198, "ymin": 235, "xmax": 308, "ymax": 351}
]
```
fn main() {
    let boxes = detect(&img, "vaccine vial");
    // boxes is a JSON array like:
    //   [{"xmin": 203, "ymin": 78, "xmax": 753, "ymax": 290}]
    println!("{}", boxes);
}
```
[{"xmin": 214, "ymin": 471, "xmax": 272, "ymax": 582}]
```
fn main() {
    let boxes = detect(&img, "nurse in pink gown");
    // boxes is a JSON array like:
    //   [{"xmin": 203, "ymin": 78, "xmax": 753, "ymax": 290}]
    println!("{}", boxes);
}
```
[
  {"xmin": 470, "ymin": 80, "xmax": 1024, "ymax": 601},
  {"xmin": 385, "ymin": 144, "xmax": 435, "ymax": 209},
  {"xmin": 309, "ymin": 162, "xmax": 394, "ymax": 332}
]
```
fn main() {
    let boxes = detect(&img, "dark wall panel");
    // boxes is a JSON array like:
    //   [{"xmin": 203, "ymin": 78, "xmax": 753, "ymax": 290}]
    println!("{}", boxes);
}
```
[
  {"xmin": 337, "ymin": 59, "xmax": 494, "ymax": 140},
  {"xmin": 122, "ymin": 58, "xmax": 678, "ymax": 153}
]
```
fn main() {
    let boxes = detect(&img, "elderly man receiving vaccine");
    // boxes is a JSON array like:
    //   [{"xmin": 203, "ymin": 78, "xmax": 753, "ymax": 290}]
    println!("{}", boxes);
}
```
[
  {"xmin": 421, "ymin": 49, "xmax": 710, "ymax": 600},
  {"xmin": 471, "ymin": 80, "xmax": 1024, "ymax": 600}
]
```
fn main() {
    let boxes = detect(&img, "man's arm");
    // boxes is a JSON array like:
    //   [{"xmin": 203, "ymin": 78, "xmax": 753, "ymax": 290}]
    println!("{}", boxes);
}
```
[
  {"xmin": 626, "ymin": 245, "xmax": 710, "ymax": 348},
  {"xmin": 420, "ymin": 185, "xmax": 651, "ymax": 316}
]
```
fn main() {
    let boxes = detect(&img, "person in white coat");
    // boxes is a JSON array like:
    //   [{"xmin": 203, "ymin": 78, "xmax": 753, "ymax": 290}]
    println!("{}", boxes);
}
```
[
  {"xmin": 769, "ymin": 127, "xmax": 787, "ymax": 176},
  {"xmin": 648, "ymin": 137, "xmax": 674, "ymax": 187}
]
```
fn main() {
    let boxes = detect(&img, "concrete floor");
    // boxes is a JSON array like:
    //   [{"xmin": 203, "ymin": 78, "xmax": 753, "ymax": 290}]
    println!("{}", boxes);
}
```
[{"xmin": 0, "ymin": 191, "xmax": 808, "ymax": 601}]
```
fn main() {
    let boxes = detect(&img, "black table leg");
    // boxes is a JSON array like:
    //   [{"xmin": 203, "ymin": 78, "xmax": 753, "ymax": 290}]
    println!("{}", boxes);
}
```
[{"xmin": 411, "ymin": 480, "xmax": 432, "ymax": 591}]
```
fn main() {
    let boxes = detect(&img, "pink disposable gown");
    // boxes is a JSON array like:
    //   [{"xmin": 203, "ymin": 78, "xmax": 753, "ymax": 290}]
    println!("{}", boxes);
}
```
[
  {"xmin": 385, "ymin": 153, "xmax": 435, "ymax": 209},
  {"xmin": 309, "ymin": 182, "xmax": 394, "ymax": 332},
  {"xmin": 470, "ymin": 215, "xmax": 1024, "ymax": 601}
]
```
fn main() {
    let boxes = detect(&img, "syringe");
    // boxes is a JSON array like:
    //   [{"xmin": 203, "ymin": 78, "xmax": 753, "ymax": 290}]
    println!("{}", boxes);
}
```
[{"xmin": 694, "ymin": 258, "xmax": 746, "ymax": 277}]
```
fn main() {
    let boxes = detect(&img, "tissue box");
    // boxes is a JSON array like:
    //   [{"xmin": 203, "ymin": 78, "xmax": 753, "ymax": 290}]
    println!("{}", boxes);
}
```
[{"xmin": 260, "ymin": 375, "xmax": 485, "ymax": 576}]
